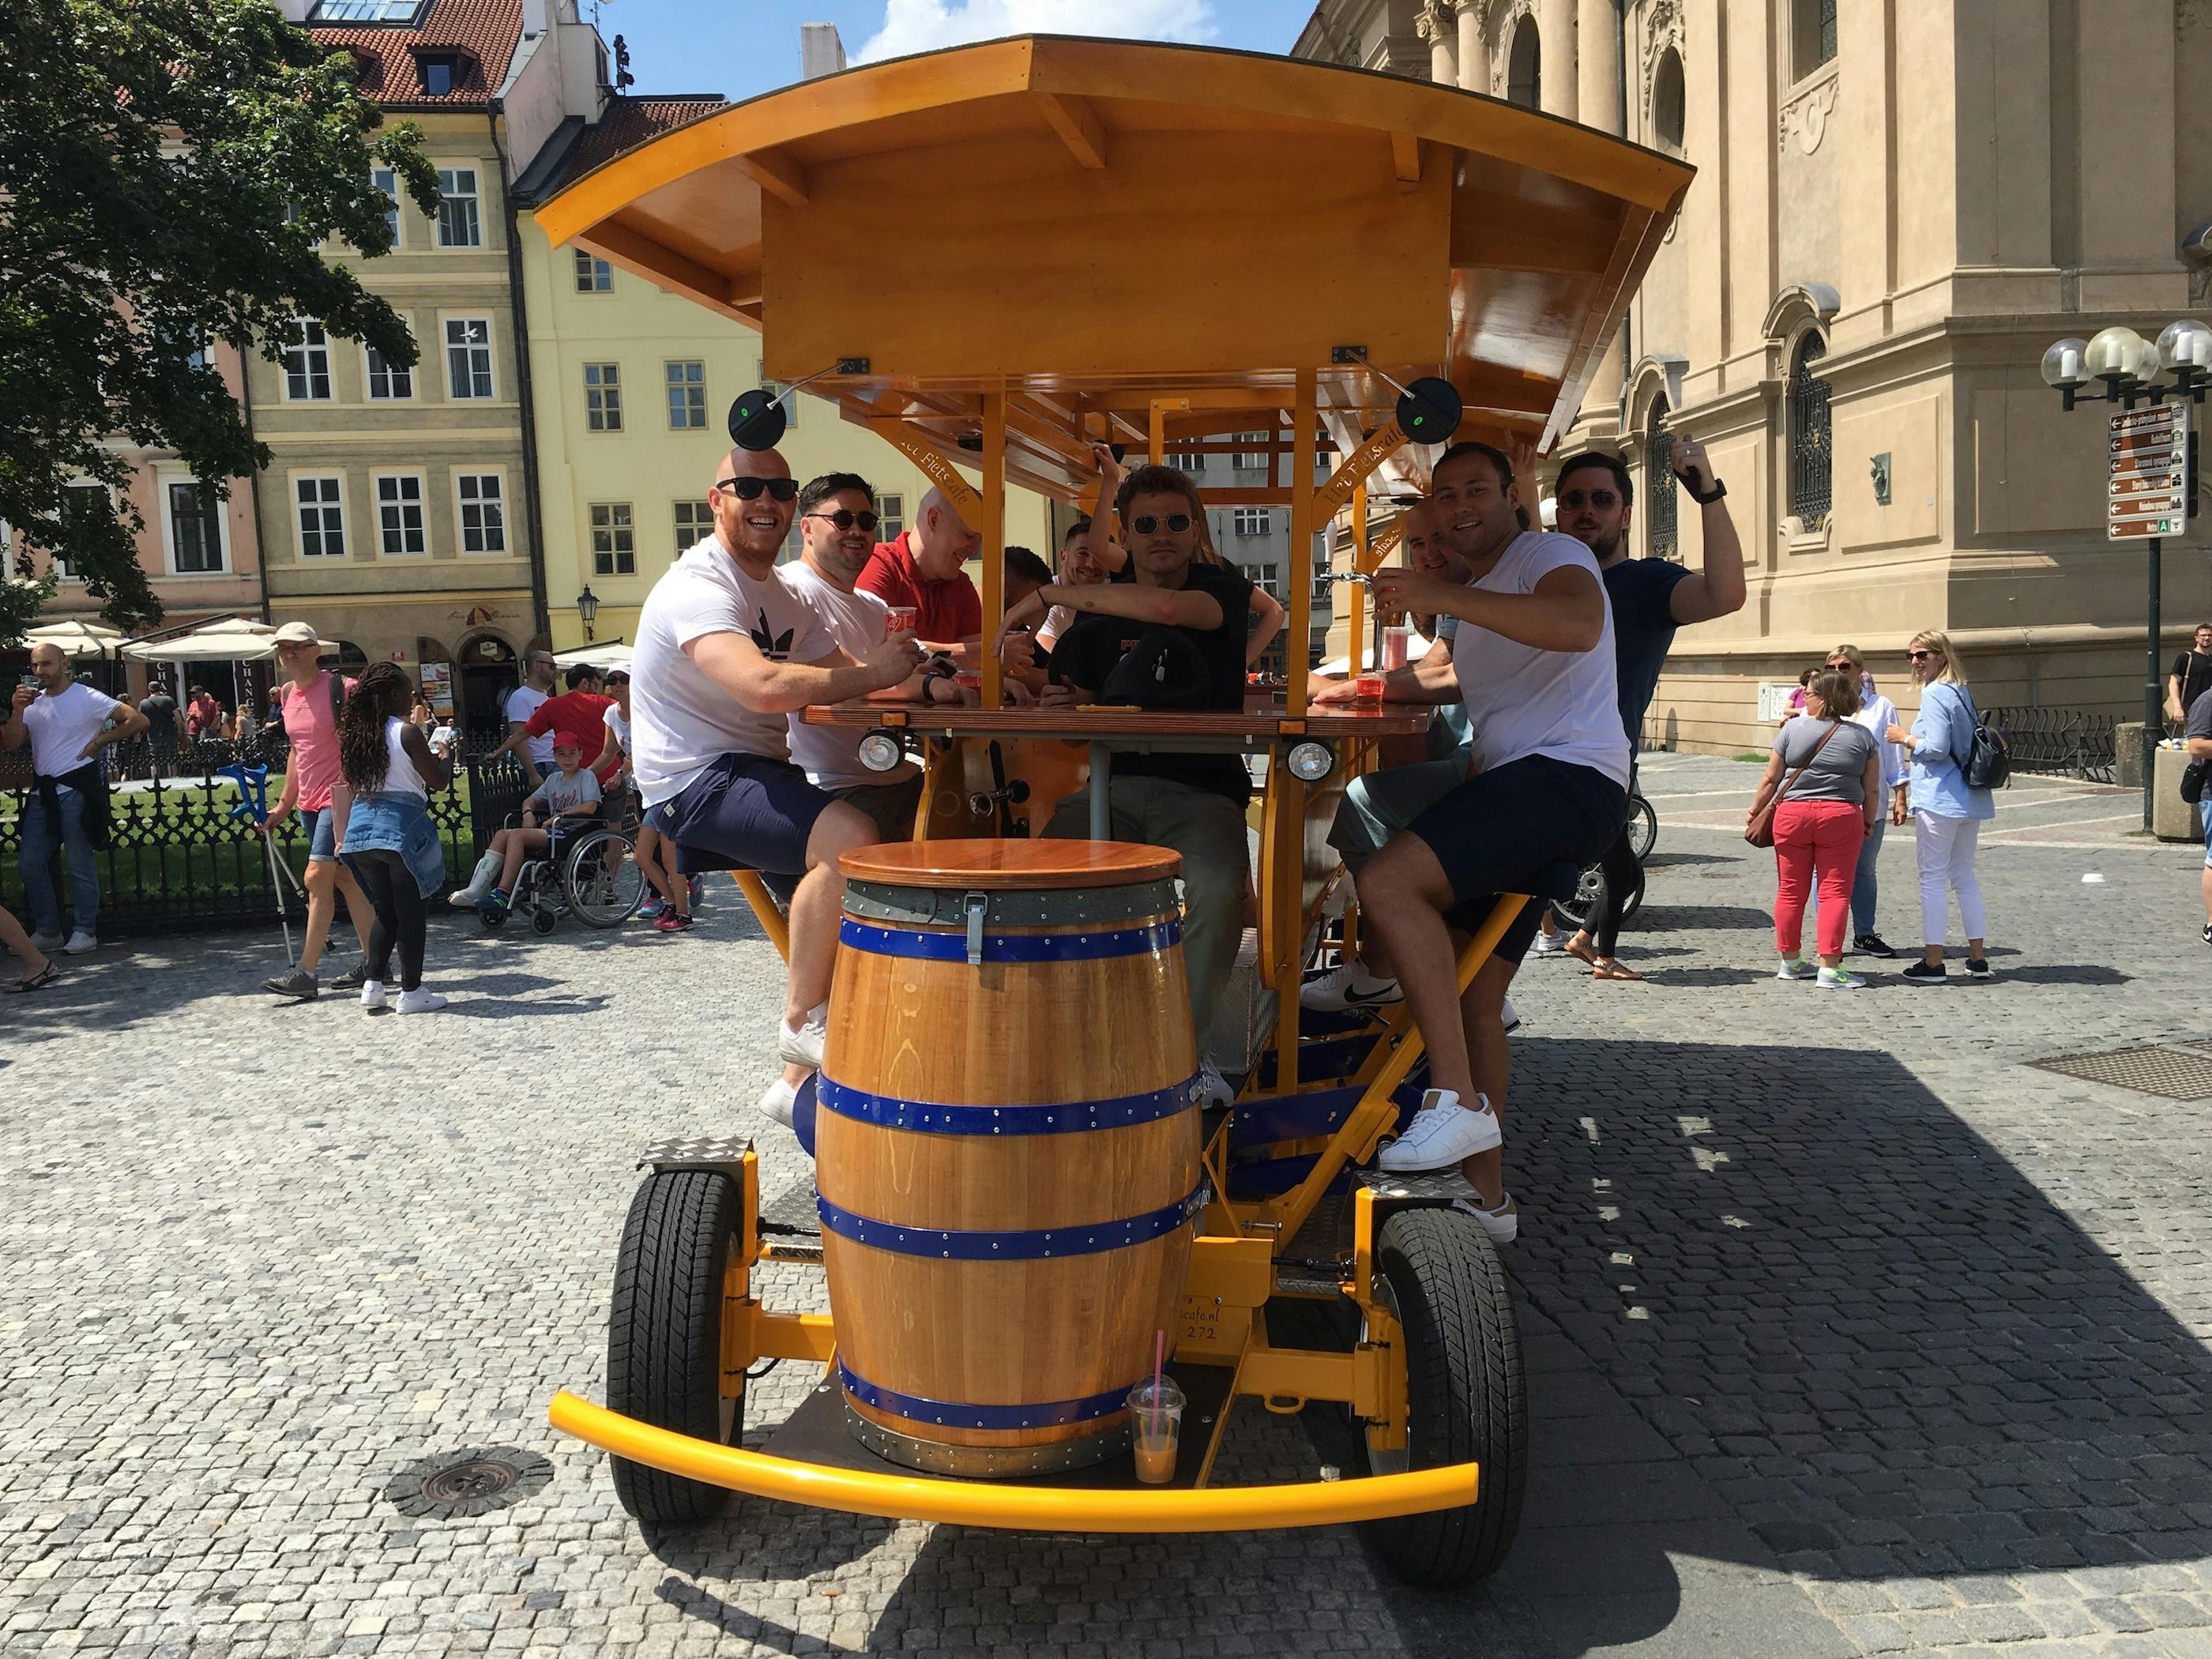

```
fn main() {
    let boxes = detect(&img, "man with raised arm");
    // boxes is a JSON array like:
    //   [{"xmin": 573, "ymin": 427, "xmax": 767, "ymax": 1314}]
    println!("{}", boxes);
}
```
[{"xmin": 631, "ymin": 446, "xmax": 925, "ymax": 1111}]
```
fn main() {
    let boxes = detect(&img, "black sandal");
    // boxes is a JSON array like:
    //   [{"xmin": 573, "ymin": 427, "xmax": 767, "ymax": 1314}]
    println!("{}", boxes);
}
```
[{"xmin": 5, "ymin": 961, "xmax": 62, "ymax": 994}]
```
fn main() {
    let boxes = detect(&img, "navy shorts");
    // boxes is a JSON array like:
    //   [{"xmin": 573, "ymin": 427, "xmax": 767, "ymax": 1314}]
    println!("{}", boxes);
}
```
[
  {"xmin": 650, "ymin": 753, "xmax": 833, "ymax": 878},
  {"xmin": 299, "ymin": 805, "xmax": 338, "ymax": 863},
  {"xmin": 1409, "ymin": 754, "xmax": 1627, "ymax": 957}
]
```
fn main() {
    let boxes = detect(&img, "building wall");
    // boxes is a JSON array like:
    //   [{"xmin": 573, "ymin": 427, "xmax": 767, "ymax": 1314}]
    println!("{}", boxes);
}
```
[
  {"xmin": 251, "ymin": 111, "xmax": 540, "ymax": 682},
  {"xmin": 519, "ymin": 219, "xmax": 1054, "ymax": 652}
]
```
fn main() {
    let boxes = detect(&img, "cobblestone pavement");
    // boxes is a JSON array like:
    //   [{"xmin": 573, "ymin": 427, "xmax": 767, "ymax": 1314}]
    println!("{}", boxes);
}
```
[{"xmin": 3, "ymin": 753, "xmax": 2209, "ymax": 1659}]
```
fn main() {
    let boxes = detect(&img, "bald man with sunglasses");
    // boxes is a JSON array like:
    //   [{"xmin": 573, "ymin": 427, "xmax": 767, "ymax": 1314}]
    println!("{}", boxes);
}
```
[{"xmin": 631, "ymin": 446, "xmax": 927, "ymax": 1118}]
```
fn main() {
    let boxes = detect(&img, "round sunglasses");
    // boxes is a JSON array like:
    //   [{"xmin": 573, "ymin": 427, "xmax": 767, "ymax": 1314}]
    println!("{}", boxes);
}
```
[
  {"xmin": 1130, "ymin": 513, "xmax": 1194, "ymax": 536},
  {"xmin": 804, "ymin": 509, "xmax": 880, "ymax": 533}
]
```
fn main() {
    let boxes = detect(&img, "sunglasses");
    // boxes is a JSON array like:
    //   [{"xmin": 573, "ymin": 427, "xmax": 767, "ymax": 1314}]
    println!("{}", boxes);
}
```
[
  {"xmin": 804, "ymin": 509, "xmax": 880, "ymax": 533},
  {"xmin": 1907, "ymin": 649, "xmax": 1939, "ymax": 661},
  {"xmin": 1826, "ymin": 661, "xmax": 1858, "ymax": 672},
  {"xmin": 714, "ymin": 476, "xmax": 799, "ymax": 502},
  {"xmin": 1555, "ymin": 489, "xmax": 1620, "ymax": 510},
  {"xmin": 1130, "ymin": 514, "xmax": 1194, "ymax": 536}
]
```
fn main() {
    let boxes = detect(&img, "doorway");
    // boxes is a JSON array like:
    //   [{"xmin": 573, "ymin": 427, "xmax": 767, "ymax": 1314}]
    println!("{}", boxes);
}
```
[{"xmin": 457, "ymin": 633, "xmax": 517, "ymax": 750}]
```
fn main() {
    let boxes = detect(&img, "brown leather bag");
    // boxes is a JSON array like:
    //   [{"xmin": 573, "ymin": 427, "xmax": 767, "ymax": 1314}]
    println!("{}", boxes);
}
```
[{"xmin": 1745, "ymin": 720, "xmax": 1845, "ymax": 848}]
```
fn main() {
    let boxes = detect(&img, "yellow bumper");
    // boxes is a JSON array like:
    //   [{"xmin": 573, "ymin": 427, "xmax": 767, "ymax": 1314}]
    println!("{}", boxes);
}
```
[{"xmin": 550, "ymin": 1390, "xmax": 1477, "ymax": 1532}]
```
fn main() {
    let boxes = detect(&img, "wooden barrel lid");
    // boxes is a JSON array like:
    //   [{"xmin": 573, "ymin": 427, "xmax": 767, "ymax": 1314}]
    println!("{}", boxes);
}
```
[{"xmin": 839, "ymin": 839, "xmax": 1181, "ymax": 890}]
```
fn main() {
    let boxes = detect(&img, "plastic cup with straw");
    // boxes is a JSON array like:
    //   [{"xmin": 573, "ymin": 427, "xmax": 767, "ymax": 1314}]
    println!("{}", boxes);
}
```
[{"xmin": 1127, "ymin": 1329, "xmax": 1185, "ymax": 1484}]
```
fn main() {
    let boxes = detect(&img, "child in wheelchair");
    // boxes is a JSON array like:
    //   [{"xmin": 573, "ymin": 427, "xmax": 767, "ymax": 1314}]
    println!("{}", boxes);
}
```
[{"xmin": 450, "ymin": 738, "xmax": 604, "ymax": 913}]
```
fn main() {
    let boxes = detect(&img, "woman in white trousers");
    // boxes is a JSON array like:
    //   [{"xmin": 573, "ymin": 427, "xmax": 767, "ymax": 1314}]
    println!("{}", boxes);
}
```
[{"xmin": 1884, "ymin": 630, "xmax": 1997, "ymax": 984}]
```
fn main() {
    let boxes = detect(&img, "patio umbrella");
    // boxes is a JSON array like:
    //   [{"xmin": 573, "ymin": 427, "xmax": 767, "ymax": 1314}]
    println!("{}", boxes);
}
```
[
  {"xmin": 122, "ymin": 617, "xmax": 338, "ymax": 663},
  {"xmin": 553, "ymin": 641, "xmax": 632, "ymax": 670},
  {"xmin": 24, "ymin": 619, "xmax": 126, "ymax": 660}
]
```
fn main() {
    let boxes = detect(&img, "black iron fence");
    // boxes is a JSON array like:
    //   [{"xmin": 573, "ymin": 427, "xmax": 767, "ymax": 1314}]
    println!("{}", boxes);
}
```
[
  {"xmin": 1981, "ymin": 705, "xmax": 2119, "ymax": 785},
  {"xmin": 1, "ymin": 742, "xmax": 530, "ymax": 939}
]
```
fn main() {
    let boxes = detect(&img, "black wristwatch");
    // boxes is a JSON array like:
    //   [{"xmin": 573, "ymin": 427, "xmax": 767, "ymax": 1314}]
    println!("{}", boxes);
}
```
[{"xmin": 1688, "ymin": 475, "xmax": 1727, "ymax": 506}]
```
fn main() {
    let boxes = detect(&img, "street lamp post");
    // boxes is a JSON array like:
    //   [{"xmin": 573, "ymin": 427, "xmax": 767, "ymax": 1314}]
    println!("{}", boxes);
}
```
[
  {"xmin": 576, "ymin": 585, "xmax": 600, "ymax": 644},
  {"xmin": 2039, "ymin": 318, "xmax": 2208, "ymax": 828}
]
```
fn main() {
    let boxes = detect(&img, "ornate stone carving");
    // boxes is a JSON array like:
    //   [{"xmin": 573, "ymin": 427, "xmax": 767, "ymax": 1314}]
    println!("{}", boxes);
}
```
[
  {"xmin": 1488, "ymin": 0, "xmax": 1536, "ymax": 95},
  {"xmin": 1779, "ymin": 73, "xmax": 1838, "ymax": 155},
  {"xmin": 1416, "ymin": 1, "xmax": 1453, "ymax": 46},
  {"xmin": 1639, "ymin": 0, "xmax": 1683, "ymax": 92}
]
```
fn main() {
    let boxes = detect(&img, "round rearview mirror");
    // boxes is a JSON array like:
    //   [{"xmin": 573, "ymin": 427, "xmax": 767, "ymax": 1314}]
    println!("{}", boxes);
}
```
[
  {"xmin": 1397, "ymin": 377, "xmax": 1462, "ymax": 444},
  {"xmin": 728, "ymin": 387, "xmax": 788, "ymax": 450}
]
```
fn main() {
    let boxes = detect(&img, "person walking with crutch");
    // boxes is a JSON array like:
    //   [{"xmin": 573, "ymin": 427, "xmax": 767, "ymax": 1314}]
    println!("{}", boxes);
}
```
[{"xmin": 260, "ymin": 623, "xmax": 373, "ymax": 1000}]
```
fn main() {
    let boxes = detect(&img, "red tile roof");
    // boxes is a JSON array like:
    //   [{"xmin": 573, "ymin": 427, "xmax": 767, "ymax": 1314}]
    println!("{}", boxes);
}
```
[
  {"xmin": 564, "ymin": 95, "xmax": 728, "ymax": 179},
  {"xmin": 307, "ymin": 0, "xmax": 525, "ymax": 111}
]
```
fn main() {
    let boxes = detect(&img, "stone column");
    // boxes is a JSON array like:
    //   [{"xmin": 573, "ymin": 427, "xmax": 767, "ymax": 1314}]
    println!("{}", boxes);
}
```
[
  {"xmin": 1418, "ymin": 2, "xmax": 1459, "ymax": 88},
  {"xmin": 1577, "ymin": 0, "xmax": 1620, "ymax": 134},
  {"xmin": 1456, "ymin": 0, "xmax": 1489, "ymax": 95},
  {"xmin": 1539, "ymin": 0, "xmax": 1578, "ymax": 120}
]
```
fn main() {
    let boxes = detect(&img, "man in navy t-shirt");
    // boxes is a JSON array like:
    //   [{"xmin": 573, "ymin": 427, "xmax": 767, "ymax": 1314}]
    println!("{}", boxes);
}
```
[{"xmin": 1542, "ymin": 438, "xmax": 1746, "ymax": 976}]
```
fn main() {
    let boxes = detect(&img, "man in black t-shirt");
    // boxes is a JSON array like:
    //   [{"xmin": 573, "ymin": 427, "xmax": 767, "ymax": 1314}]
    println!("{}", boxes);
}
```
[
  {"xmin": 136, "ymin": 684, "xmax": 182, "ymax": 761},
  {"xmin": 1540, "ymin": 441, "xmax": 1746, "ymax": 977},
  {"xmin": 997, "ymin": 462, "xmax": 1253, "ymax": 1108},
  {"xmin": 2166, "ymin": 623, "xmax": 2212, "ymax": 731}
]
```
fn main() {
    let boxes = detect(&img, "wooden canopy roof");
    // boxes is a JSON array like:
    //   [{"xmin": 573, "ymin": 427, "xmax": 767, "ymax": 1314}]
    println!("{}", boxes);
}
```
[{"xmin": 536, "ymin": 35, "xmax": 1693, "ymax": 503}]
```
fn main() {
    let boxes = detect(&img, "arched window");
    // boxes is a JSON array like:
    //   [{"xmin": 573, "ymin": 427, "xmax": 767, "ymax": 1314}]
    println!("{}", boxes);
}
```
[
  {"xmin": 1507, "ymin": 16, "xmax": 1540, "ymax": 109},
  {"xmin": 1788, "ymin": 333, "xmax": 1833, "ymax": 526},
  {"xmin": 1792, "ymin": 0, "xmax": 1838, "ymax": 81},
  {"xmin": 1652, "ymin": 48, "xmax": 1685, "ymax": 152},
  {"xmin": 1646, "ymin": 396, "xmax": 1678, "ymax": 562},
  {"xmin": 319, "ymin": 638, "xmax": 370, "ymax": 672}
]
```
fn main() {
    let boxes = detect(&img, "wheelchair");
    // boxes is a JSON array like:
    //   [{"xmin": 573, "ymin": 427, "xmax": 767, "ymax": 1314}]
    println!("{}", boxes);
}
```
[{"xmin": 480, "ymin": 804, "xmax": 648, "ymax": 935}]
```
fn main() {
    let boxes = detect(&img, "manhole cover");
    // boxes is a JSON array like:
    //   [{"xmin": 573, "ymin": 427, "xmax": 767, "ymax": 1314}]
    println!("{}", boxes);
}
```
[
  {"xmin": 386, "ymin": 1446, "xmax": 553, "ymax": 1518},
  {"xmin": 2028, "ymin": 1044, "xmax": 2212, "ymax": 1101}
]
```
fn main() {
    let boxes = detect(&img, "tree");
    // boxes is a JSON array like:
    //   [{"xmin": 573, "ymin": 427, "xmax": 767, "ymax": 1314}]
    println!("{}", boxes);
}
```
[{"xmin": 0, "ymin": 0, "xmax": 440, "ymax": 640}]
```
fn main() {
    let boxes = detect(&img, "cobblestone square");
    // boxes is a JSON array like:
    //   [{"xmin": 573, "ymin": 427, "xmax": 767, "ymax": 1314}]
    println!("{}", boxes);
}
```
[{"xmin": 4, "ymin": 754, "xmax": 2209, "ymax": 1658}]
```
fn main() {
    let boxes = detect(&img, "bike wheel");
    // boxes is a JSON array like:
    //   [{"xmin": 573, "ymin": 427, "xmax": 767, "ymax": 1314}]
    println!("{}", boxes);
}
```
[
  {"xmin": 567, "ymin": 828, "xmax": 646, "ymax": 927},
  {"xmin": 1629, "ymin": 794, "xmax": 1657, "ymax": 861}
]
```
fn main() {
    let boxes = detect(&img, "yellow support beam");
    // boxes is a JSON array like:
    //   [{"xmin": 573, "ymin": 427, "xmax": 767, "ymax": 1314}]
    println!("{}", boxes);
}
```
[
  {"xmin": 980, "ymin": 388, "xmax": 1006, "ymax": 707},
  {"xmin": 863, "ymin": 418, "xmax": 985, "ymax": 520}
]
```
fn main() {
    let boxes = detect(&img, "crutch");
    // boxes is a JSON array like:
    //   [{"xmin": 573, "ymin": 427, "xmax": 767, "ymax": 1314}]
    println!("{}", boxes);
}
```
[{"xmin": 220, "ymin": 764, "xmax": 308, "ymax": 967}]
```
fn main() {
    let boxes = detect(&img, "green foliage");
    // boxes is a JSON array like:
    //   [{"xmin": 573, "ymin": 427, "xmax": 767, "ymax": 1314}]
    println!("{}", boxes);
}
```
[{"xmin": 0, "ymin": 0, "xmax": 439, "ymax": 642}]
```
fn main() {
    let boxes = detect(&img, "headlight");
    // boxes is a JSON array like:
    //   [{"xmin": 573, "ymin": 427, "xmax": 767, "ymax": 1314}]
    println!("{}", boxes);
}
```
[
  {"xmin": 1285, "ymin": 740, "xmax": 1335, "ymax": 783},
  {"xmin": 857, "ymin": 732, "xmax": 905, "ymax": 773}
]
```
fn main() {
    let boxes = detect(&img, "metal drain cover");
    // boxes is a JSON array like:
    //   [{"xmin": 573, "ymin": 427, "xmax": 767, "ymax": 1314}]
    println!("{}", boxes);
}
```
[
  {"xmin": 2029, "ymin": 1044, "xmax": 2212, "ymax": 1101},
  {"xmin": 386, "ymin": 1446, "xmax": 553, "ymax": 1518}
]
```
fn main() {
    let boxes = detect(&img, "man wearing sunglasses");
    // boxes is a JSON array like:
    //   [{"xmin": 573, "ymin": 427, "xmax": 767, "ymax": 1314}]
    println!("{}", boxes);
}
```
[
  {"xmin": 994, "ymin": 462, "xmax": 1256, "ymax": 1109},
  {"xmin": 631, "ymin": 446, "xmax": 928, "ymax": 1121},
  {"xmin": 1533, "ymin": 440, "xmax": 1746, "ymax": 978},
  {"xmin": 859, "ymin": 486, "xmax": 985, "ymax": 665}
]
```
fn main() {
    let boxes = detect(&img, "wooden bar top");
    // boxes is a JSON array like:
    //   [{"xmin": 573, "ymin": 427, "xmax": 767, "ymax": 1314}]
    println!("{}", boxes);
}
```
[
  {"xmin": 840, "ymin": 839, "xmax": 1182, "ymax": 889},
  {"xmin": 802, "ymin": 694, "xmax": 1434, "ymax": 743}
]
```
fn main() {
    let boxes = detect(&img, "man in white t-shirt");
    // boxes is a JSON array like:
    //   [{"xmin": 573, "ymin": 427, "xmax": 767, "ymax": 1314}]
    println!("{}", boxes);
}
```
[
  {"xmin": 631, "ymin": 445, "xmax": 924, "ymax": 1107},
  {"xmin": 493, "ymin": 650, "xmax": 559, "ymax": 786},
  {"xmin": 1346, "ymin": 442, "xmax": 1631, "ymax": 1237},
  {"xmin": 4, "ymin": 643, "xmax": 149, "ymax": 953}
]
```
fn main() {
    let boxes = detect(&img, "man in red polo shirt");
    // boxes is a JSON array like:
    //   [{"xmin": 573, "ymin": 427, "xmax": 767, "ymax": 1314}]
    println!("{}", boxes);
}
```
[
  {"xmin": 858, "ymin": 487, "xmax": 984, "ymax": 663},
  {"xmin": 523, "ymin": 665, "xmax": 621, "ymax": 794}
]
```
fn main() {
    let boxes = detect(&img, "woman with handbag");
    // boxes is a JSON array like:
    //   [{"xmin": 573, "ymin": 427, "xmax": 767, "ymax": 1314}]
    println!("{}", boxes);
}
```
[
  {"xmin": 1747, "ymin": 669, "xmax": 1883, "ymax": 988},
  {"xmin": 1885, "ymin": 630, "xmax": 1996, "ymax": 983}
]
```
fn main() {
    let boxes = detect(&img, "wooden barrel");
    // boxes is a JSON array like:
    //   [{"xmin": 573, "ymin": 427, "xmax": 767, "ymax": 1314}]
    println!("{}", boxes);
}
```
[{"xmin": 818, "ymin": 840, "xmax": 1202, "ymax": 1478}]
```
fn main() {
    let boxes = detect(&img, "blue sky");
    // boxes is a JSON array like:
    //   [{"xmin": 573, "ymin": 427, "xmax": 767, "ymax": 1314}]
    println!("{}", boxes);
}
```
[{"xmin": 594, "ymin": 1, "xmax": 1306, "ymax": 103}]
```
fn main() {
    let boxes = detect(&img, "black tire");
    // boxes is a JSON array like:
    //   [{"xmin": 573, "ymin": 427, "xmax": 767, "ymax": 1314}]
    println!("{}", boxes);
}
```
[
  {"xmin": 1629, "ymin": 793, "xmax": 1658, "ymax": 861},
  {"xmin": 607, "ymin": 1170, "xmax": 745, "ymax": 1525},
  {"xmin": 1547, "ymin": 860, "xmax": 1642, "ymax": 932},
  {"xmin": 1361, "ymin": 1209, "xmax": 1526, "ymax": 1586},
  {"xmin": 479, "ymin": 905, "xmax": 507, "ymax": 932},
  {"xmin": 566, "ymin": 828, "xmax": 646, "ymax": 928},
  {"xmin": 530, "ymin": 905, "xmax": 560, "ymax": 936}
]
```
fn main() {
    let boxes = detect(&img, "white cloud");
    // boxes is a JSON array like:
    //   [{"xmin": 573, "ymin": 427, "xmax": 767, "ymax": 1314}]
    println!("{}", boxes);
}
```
[{"xmin": 856, "ymin": 0, "xmax": 1217, "ymax": 63}]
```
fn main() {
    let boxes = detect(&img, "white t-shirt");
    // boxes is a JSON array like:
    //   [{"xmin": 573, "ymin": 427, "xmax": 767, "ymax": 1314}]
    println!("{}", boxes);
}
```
[
  {"xmin": 529, "ymin": 766, "xmax": 601, "ymax": 815},
  {"xmin": 22, "ymin": 682, "xmax": 121, "ymax": 778},
  {"xmin": 506, "ymin": 685, "xmax": 554, "ymax": 766},
  {"xmin": 1449, "ymin": 531, "xmax": 1631, "ymax": 789},
  {"xmin": 631, "ymin": 535, "xmax": 831, "ymax": 805},
  {"xmin": 602, "ymin": 702, "xmax": 630, "ymax": 758},
  {"xmin": 783, "ymin": 561, "xmax": 896, "ymax": 790}
]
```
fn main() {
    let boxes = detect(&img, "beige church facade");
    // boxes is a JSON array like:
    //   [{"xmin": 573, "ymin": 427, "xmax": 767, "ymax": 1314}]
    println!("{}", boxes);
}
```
[{"xmin": 1296, "ymin": 0, "xmax": 2212, "ymax": 754}]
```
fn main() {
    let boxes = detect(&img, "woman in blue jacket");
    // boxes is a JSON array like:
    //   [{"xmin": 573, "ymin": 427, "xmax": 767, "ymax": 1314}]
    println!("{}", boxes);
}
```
[{"xmin": 1883, "ymin": 630, "xmax": 1996, "ymax": 983}]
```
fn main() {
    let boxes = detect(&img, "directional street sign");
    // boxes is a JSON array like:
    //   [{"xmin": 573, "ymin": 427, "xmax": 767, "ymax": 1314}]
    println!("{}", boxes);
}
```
[{"xmin": 2108, "ymin": 404, "xmax": 2188, "ymax": 541}]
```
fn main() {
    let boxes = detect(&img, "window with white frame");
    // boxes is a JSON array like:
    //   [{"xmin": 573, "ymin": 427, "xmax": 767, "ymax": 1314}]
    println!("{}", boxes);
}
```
[
  {"xmin": 1230, "ymin": 431, "xmax": 1270, "ymax": 471},
  {"xmin": 375, "ymin": 473, "xmax": 427, "ymax": 555},
  {"xmin": 445, "ymin": 318, "xmax": 492, "ymax": 399},
  {"xmin": 1232, "ymin": 508, "xmax": 1271, "ymax": 536},
  {"xmin": 591, "ymin": 502, "xmax": 635, "ymax": 574},
  {"xmin": 366, "ymin": 339, "xmax": 413, "ymax": 401},
  {"xmin": 312, "ymin": 0, "xmax": 425, "ymax": 19},
  {"xmin": 167, "ymin": 480, "xmax": 225, "ymax": 574},
  {"xmin": 584, "ymin": 363, "xmax": 622, "ymax": 431},
  {"xmin": 1167, "ymin": 445, "xmax": 1206, "ymax": 472},
  {"xmin": 574, "ymin": 250, "xmax": 612, "ymax": 292},
  {"xmin": 1249, "ymin": 561, "xmax": 1280, "ymax": 597},
  {"xmin": 761, "ymin": 380, "xmax": 798, "ymax": 429},
  {"xmin": 1792, "ymin": 0, "xmax": 1838, "ymax": 81},
  {"xmin": 876, "ymin": 493, "xmax": 904, "ymax": 543},
  {"xmin": 434, "ymin": 167, "xmax": 481, "ymax": 247},
  {"xmin": 371, "ymin": 166, "xmax": 401, "ymax": 246},
  {"xmin": 672, "ymin": 498, "xmax": 711, "ymax": 555},
  {"xmin": 455, "ymin": 473, "xmax": 505, "ymax": 553},
  {"xmin": 665, "ymin": 360, "xmax": 706, "ymax": 429},
  {"xmin": 295, "ymin": 476, "xmax": 346, "ymax": 559},
  {"xmin": 283, "ymin": 318, "xmax": 332, "ymax": 401}
]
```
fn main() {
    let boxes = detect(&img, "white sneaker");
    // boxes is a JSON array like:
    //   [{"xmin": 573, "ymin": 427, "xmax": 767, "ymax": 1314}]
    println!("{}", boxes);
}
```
[
  {"xmin": 777, "ymin": 1001, "xmax": 829, "ymax": 1070},
  {"xmin": 1815, "ymin": 966, "xmax": 1864, "ymax": 991},
  {"xmin": 28, "ymin": 931, "xmax": 63, "ymax": 951},
  {"xmin": 1300, "ymin": 960, "xmax": 1402, "ymax": 1012},
  {"xmin": 61, "ymin": 930, "xmax": 97, "ymax": 955},
  {"xmin": 1452, "ymin": 1191, "xmax": 1520, "ymax": 1245},
  {"xmin": 1774, "ymin": 956, "xmax": 1815, "ymax": 981},
  {"xmin": 1500, "ymin": 995, "xmax": 1522, "ymax": 1035},
  {"xmin": 394, "ymin": 988, "xmax": 446, "ymax": 1014},
  {"xmin": 1378, "ymin": 1089, "xmax": 1503, "ymax": 1172},
  {"xmin": 1532, "ymin": 929, "xmax": 1565, "ymax": 957},
  {"xmin": 1193, "ymin": 1059, "xmax": 1235, "ymax": 1108},
  {"xmin": 449, "ymin": 851, "xmax": 504, "ymax": 908},
  {"xmin": 359, "ymin": 979, "xmax": 389, "ymax": 1010},
  {"xmin": 758, "ymin": 1075, "xmax": 799, "ymax": 1128}
]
